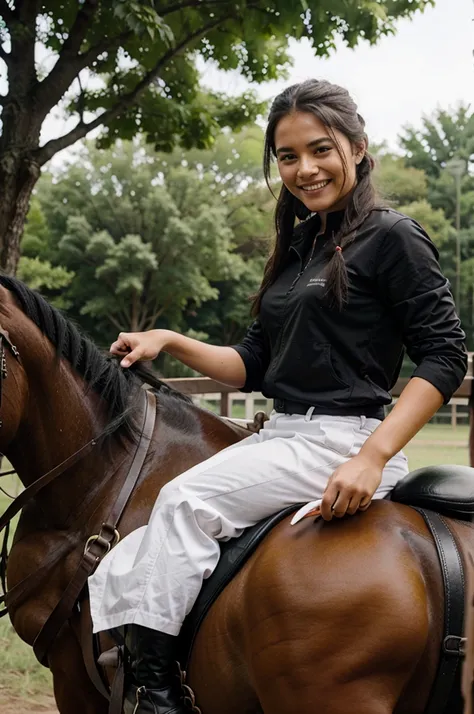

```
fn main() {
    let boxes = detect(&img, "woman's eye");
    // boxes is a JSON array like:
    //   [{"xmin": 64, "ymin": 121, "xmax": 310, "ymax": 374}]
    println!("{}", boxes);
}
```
[
  {"xmin": 316, "ymin": 146, "xmax": 331, "ymax": 154},
  {"xmin": 280, "ymin": 154, "xmax": 296, "ymax": 162}
]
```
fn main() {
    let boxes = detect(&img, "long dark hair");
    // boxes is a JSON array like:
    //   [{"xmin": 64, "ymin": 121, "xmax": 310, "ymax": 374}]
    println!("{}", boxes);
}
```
[{"xmin": 252, "ymin": 79, "xmax": 378, "ymax": 314}]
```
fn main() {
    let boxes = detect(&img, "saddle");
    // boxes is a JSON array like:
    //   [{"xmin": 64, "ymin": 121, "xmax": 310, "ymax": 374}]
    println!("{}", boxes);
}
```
[{"xmin": 178, "ymin": 464, "xmax": 474, "ymax": 714}]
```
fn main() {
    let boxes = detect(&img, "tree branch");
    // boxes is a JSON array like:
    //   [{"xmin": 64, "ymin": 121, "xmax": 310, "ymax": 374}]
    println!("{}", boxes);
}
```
[
  {"xmin": 79, "ymin": 29, "xmax": 133, "ymax": 68},
  {"xmin": 7, "ymin": 0, "xmax": 38, "ymax": 96},
  {"xmin": 77, "ymin": 73, "xmax": 85, "ymax": 124},
  {"xmin": 106, "ymin": 312, "xmax": 126, "ymax": 331},
  {"xmin": 35, "ymin": 13, "xmax": 230, "ymax": 166},
  {"xmin": 35, "ymin": 29, "xmax": 133, "ymax": 119},
  {"xmin": 35, "ymin": 0, "xmax": 101, "ymax": 113}
]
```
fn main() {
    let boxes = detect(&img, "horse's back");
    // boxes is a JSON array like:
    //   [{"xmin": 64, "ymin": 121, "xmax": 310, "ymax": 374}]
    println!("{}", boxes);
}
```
[{"xmin": 189, "ymin": 500, "xmax": 448, "ymax": 714}]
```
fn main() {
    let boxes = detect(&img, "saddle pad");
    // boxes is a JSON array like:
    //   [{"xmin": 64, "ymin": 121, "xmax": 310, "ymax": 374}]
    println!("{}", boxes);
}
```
[{"xmin": 179, "ymin": 505, "xmax": 299, "ymax": 667}]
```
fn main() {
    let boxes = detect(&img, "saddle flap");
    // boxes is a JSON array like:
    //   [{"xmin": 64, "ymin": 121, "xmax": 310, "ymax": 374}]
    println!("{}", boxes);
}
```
[{"xmin": 391, "ymin": 464, "xmax": 474, "ymax": 519}]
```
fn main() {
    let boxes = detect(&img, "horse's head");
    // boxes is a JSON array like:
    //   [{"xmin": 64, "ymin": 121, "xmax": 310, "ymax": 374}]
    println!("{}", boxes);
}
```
[
  {"xmin": 0, "ymin": 275, "xmax": 145, "ymax": 479},
  {"xmin": 0, "ymin": 284, "xmax": 29, "ymax": 450},
  {"xmin": 0, "ymin": 275, "xmax": 195, "ymax": 482}
]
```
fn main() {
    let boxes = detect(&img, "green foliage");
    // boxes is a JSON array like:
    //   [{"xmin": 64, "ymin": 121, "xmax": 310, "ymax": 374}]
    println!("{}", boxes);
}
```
[
  {"xmin": 3, "ymin": 0, "xmax": 434, "ymax": 161},
  {"xmin": 399, "ymin": 105, "xmax": 474, "ymax": 227},
  {"xmin": 32, "ymin": 140, "xmax": 257, "ymax": 349},
  {"xmin": 17, "ymin": 257, "xmax": 74, "ymax": 305},
  {"xmin": 398, "ymin": 200, "xmax": 454, "ymax": 248},
  {"xmin": 374, "ymin": 153, "xmax": 427, "ymax": 205},
  {"xmin": 400, "ymin": 105, "xmax": 474, "ymax": 178}
]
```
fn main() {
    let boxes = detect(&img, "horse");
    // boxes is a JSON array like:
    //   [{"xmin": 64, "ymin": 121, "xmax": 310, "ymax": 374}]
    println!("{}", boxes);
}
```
[{"xmin": 0, "ymin": 273, "xmax": 473, "ymax": 714}]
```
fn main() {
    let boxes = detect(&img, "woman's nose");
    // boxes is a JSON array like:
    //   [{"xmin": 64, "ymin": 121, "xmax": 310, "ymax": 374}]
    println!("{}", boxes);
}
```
[{"xmin": 297, "ymin": 155, "xmax": 320, "ymax": 179}]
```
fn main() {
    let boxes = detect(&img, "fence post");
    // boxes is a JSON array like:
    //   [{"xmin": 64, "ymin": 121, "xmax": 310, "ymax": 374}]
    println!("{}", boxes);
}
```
[
  {"xmin": 220, "ymin": 391, "xmax": 230, "ymax": 417},
  {"xmin": 245, "ymin": 394, "xmax": 254, "ymax": 420}
]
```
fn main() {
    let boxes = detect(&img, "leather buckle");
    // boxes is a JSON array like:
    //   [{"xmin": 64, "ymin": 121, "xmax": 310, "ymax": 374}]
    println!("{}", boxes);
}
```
[
  {"xmin": 84, "ymin": 526, "xmax": 120, "ymax": 556},
  {"xmin": 443, "ymin": 635, "xmax": 467, "ymax": 657}
]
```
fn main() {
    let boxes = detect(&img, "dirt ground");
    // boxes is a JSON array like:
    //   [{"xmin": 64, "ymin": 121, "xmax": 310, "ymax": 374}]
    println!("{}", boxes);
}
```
[{"xmin": 0, "ymin": 694, "xmax": 58, "ymax": 713}]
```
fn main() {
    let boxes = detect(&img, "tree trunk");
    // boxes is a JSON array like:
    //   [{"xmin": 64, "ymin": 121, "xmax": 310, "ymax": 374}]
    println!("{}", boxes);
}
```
[
  {"xmin": 0, "ymin": 5, "xmax": 44, "ymax": 275},
  {"xmin": 0, "ymin": 153, "xmax": 41, "ymax": 274}
]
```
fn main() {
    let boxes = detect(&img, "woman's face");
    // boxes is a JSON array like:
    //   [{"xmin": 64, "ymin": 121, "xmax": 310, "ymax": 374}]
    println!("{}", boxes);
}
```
[{"xmin": 274, "ymin": 110, "xmax": 364, "ymax": 214}]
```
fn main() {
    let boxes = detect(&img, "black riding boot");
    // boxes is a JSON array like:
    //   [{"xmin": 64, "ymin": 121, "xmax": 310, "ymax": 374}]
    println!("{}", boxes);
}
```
[{"xmin": 123, "ymin": 625, "xmax": 187, "ymax": 714}]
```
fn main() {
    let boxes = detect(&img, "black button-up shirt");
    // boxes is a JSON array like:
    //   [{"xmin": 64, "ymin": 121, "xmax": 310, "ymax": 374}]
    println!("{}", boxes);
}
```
[{"xmin": 232, "ymin": 208, "xmax": 467, "ymax": 414}]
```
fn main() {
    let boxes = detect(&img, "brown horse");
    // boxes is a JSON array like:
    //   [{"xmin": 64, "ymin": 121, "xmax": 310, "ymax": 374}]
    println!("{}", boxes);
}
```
[{"xmin": 0, "ymin": 274, "xmax": 473, "ymax": 714}]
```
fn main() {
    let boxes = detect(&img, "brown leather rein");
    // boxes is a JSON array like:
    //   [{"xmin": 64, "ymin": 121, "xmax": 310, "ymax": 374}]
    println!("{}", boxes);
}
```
[{"xmin": 0, "ymin": 344, "xmax": 157, "ymax": 669}]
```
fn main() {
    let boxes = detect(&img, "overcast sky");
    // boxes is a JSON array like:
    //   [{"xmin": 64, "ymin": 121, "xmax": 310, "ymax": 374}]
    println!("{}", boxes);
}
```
[
  {"xmin": 29, "ymin": 0, "xmax": 473, "ymax": 162},
  {"xmin": 200, "ymin": 0, "xmax": 473, "ymax": 151}
]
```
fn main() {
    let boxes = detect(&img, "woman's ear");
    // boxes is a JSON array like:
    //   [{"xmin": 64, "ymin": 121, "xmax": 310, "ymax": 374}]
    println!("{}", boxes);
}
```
[{"xmin": 353, "ymin": 139, "xmax": 368, "ymax": 165}]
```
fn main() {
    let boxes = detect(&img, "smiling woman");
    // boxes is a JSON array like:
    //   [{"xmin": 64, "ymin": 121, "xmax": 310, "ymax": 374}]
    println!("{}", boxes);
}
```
[
  {"xmin": 257, "ymin": 80, "xmax": 377, "ymax": 312},
  {"xmin": 274, "ymin": 116, "xmax": 365, "ymax": 220},
  {"xmin": 84, "ymin": 79, "xmax": 468, "ymax": 714}
]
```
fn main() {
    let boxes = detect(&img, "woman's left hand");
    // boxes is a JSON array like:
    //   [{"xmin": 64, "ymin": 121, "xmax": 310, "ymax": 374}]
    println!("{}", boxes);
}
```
[{"xmin": 320, "ymin": 453, "xmax": 384, "ymax": 521}]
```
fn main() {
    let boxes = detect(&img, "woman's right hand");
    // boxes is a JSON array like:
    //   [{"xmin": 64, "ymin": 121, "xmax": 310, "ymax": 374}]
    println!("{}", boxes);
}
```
[{"xmin": 110, "ymin": 329, "xmax": 169, "ymax": 368}]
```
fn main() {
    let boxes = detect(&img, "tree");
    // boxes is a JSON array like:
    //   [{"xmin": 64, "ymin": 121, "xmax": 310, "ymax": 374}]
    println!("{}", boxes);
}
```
[
  {"xmin": 16, "ymin": 196, "xmax": 74, "ymax": 305},
  {"xmin": 0, "ymin": 0, "xmax": 433, "ymax": 275},
  {"xmin": 399, "ymin": 105, "xmax": 474, "ymax": 227},
  {"xmin": 29, "ymin": 141, "xmax": 248, "ymax": 346},
  {"xmin": 400, "ymin": 105, "xmax": 474, "ymax": 179},
  {"xmin": 397, "ymin": 199, "xmax": 454, "ymax": 248},
  {"xmin": 373, "ymin": 152, "xmax": 428, "ymax": 206}
]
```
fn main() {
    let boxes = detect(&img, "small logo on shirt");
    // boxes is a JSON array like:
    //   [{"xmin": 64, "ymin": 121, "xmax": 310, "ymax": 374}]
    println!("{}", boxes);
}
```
[{"xmin": 306, "ymin": 277, "xmax": 327, "ymax": 288}]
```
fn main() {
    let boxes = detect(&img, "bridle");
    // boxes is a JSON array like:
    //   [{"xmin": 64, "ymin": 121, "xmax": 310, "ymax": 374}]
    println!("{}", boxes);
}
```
[
  {"xmin": 0, "ymin": 326, "xmax": 105, "ymax": 618},
  {"xmin": 0, "ymin": 326, "xmax": 21, "ymax": 427},
  {"xmin": 0, "ymin": 326, "xmax": 23, "ymax": 606}
]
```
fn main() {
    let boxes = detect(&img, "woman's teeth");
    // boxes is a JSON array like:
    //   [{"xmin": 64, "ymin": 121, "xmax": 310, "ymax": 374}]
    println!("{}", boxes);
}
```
[{"xmin": 301, "ymin": 180, "xmax": 330, "ymax": 191}]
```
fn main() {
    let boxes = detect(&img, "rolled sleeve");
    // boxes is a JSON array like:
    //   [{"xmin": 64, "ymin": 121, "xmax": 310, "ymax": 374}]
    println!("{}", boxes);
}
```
[
  {"xmin": 376, "ymin": 218, "xmax": 467, "ymax": 403},
  {"xmin": 231, "ymin": 319, "xmax": 270, "ymax": 393}
]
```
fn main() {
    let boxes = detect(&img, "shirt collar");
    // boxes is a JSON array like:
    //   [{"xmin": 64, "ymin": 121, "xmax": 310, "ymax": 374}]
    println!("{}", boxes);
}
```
[{"xmin": 292, "ymin": 209, "xmax": 345, "ymax": 247}]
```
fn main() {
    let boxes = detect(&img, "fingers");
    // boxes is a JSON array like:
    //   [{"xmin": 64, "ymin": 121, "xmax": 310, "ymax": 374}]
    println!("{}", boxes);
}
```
[
  {"xmin": 110, "ymin": 333, "xmax": 139, "ymax": 368},
  {"xmin": 110, "ymin": 333, "xmax": 131, "ymax": 355},
  {"xmin": 320, "ymin": 482, "xmax": 339, "ymax": 521},
  {"xmin": 321, "ymin": 483, "xmax": 372, "ymax": 521},
  {"xmin": 120, "ymin": 348, "xmax": 143, "ymax": 368},
  {"xmin": 110, "ymin": 343, "xmax": 130, "ymax": 357}
]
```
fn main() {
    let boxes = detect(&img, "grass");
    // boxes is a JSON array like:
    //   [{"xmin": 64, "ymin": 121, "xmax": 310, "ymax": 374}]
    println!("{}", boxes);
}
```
[
  {"xmin": 0, "ymin": 471, "xmax": 54, "ymax": 701},
  {"xmin": 0, "ymin": 420, "xmax": 470, "ymax": 704},
  {"xmin": 0, "ymin": 618, "xmax": 53, "ymax": 699}
]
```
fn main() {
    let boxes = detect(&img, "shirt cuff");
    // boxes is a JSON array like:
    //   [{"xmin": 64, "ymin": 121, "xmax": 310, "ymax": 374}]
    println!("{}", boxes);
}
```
[
  {"xmin": 411, "ymin": 356, "xmax": 467, "ymax": 404},
  {"xmin": 230, "ymin": 344, "xmax": 263, "ymax": 393}
]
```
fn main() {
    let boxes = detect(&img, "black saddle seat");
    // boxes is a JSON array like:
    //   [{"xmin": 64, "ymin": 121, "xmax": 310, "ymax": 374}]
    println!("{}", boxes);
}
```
[{"xmin": 391, "ymin": 464, "xmax": 474, "ymax": 520}]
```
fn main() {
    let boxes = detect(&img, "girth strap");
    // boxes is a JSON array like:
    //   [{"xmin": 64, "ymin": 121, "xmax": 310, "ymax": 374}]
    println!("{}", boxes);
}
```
[
  {"xmin": 415, "ymin": 508, "xmax": 466, "ymax": 714},
  {"xmin": 32, "ymin": 389, "xmax": 157, "ymax": 666}
]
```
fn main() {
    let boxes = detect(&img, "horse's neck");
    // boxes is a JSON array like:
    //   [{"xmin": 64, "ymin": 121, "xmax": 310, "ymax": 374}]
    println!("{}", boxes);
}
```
[{"xmin": 8, "ymin": 361, "xmax": 123, "ymax": 525}]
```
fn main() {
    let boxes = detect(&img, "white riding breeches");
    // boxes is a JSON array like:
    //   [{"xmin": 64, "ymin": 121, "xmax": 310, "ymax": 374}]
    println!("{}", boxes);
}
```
[{"xmin": 88, "ymin": 412, "xmax": 409, "ymax": 636}]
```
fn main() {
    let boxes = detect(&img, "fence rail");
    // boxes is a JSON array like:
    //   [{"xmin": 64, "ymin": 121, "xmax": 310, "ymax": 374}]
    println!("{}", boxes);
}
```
[{"xmin": 163, "ymin": 375, "xmax": 473, "ymax": 419}]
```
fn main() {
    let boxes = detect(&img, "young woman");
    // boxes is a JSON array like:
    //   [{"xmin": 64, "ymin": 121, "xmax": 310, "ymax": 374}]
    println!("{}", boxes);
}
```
[{"xmin": 88, "ymin": 79, "xmax": 467, "ymax": 714}]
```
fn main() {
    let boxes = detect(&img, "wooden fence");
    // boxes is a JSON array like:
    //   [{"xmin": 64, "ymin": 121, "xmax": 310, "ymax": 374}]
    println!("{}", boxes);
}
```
[{"xmin": 163, "ymin": 374, "xmax": 473, "ymax": 422}]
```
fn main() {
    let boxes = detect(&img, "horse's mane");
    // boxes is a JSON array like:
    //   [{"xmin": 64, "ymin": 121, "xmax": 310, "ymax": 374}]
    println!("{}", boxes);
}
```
[{"xmin": 0, "ymin": 274, "xmax": 192, "ymax": 439}]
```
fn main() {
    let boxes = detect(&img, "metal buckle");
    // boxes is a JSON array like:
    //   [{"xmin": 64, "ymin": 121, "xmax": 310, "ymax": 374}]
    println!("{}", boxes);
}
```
[
  {"xmin": 84, "ymin": 527, "xmax": 120, "ymax": 556},
  {"xmin": 443, "ymin": 635, "xmax": 467, "ymax": 657}
]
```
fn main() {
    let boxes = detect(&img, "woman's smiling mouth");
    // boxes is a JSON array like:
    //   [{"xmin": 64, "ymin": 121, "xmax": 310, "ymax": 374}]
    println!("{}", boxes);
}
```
[{"xmin": 299, "ymin": 179, "xmax": 331, "ymax": 193}]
